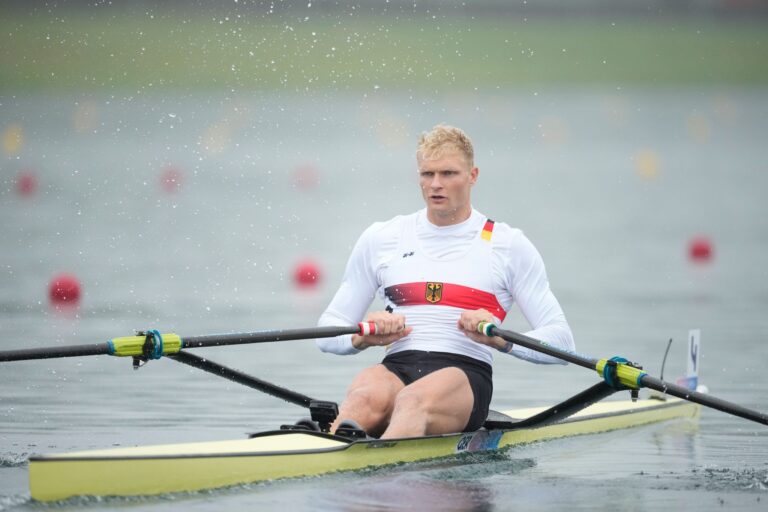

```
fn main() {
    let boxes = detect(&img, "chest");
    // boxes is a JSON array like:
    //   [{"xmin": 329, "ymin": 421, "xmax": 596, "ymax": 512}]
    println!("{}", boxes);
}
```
[{"xmin": 380, "ymin": 230, "xmax": 493, "ymax": 288}]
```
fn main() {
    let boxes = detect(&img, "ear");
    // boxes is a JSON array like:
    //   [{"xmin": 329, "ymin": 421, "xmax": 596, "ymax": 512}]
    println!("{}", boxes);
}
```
[{"xmin": 470, "ymin": 166, "xmax": 479, "ymax": 185}]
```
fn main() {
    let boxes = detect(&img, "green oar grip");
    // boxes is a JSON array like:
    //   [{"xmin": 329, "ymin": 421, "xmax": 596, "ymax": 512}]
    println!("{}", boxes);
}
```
[
  {"xmin": 477, "ymin": 321, "xmax": 496, "ymax": 336},
  {"xmin": 107, "ymin": 334, "xmax": 182, "ymax": 357},
  {"xmin": 595, "ymin": 358, "xmax": 646, "ymax": 389}
]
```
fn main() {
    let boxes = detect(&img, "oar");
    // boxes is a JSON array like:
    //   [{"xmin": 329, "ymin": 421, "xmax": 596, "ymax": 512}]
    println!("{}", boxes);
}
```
[
  {"xmin": 478, "ymin": 322, "xmax": 768, "ymax": 427},
  {"xmin": 0, "ymin": 323, "xmax": 376, "ymax": 362},
  {"xmin": 168, "ymin": 351, "xmax": 340, "ymax": 431}
]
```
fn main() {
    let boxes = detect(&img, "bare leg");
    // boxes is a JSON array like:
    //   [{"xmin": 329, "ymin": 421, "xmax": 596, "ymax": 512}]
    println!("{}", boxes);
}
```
[
  {"xmin": 381, "ymin": 367, "xmax": 474, "ymax": 439},
  {"xmin": 332, "ymin": 364, "xmax": 405, "ymax": 438}
]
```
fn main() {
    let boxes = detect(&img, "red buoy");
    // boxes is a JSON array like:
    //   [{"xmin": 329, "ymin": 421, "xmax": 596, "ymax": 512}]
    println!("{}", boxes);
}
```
[
  {"xmin": 49, "ymin": 273, "xmax": 82, "ymax": 304},
  {"xmin": 160, "ymin": 166, "xmax": 183, "ymax": 194},
  {"xmin": 291, "ymin": 164, "xmax": 320, "ymax": 190},
  {"xmin": 293, "ymin": 259, "xmax": 322, "ymax": 288},
  {"xmin": 16, "ymin": 169, "xmax": 38, "ymax": 197},
  {"xmin": 688, "ymin": 236, "xmax": 713, "ymax": 263}
]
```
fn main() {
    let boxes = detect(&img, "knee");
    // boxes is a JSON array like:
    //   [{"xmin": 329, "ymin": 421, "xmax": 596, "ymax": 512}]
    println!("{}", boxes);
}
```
[
  {"xmin": 392, "ymin": 388, "xmax": 428, "ymax": 414},
  {"xmin": 346, "ymin": 386, "xmax": 391, "ymax": 413}
]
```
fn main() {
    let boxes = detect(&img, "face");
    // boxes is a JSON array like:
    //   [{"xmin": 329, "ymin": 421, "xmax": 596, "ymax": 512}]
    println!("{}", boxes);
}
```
[{"xmin": 417, "ymin": 149, "xmax": 478, "ymax": 226}]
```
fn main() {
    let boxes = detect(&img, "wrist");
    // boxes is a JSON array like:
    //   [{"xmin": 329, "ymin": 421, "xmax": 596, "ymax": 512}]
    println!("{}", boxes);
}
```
[
  {"xmin": 496, "ymin": 338, "xmax": 513, "ymax": 354},
  {"xmin": 351, "ymin": 335, "xmax": 368, "ymax": 350}
]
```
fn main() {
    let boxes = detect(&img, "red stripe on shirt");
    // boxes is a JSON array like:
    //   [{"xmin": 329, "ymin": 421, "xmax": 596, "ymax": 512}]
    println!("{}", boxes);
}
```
[{"xmin": 385, "ymin": 282, "xmax": 507, "ymax": 321}]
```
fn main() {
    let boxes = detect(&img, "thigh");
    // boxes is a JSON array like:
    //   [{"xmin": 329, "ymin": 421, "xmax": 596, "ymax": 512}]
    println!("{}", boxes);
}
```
[
  {"xmin": 398, "ymin": 367, "xmax": 474, "ymax": 434},
  {"xmin": 345, "ymin": 364, "xmax": 406, "ymax": 407}
]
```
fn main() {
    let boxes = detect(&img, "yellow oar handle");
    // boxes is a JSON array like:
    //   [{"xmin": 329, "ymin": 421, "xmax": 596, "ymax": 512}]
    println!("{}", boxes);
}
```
[
  {"xmin": 107, "ymin": 334, "xmax": 182, "ymax": 357},
  {"xmin": 595, "ymin": 358, "xmax": 647, "ymax": 390}
]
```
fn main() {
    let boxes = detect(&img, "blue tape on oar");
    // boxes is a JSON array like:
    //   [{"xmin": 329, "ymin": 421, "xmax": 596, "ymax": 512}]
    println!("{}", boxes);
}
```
[
  {"xmin": 602, "ymin": 356, "xmax": 629, "ymax": 389},
  {"xmin": 147, "ymin": 329, "xmax": 164, "ymax": 360}
]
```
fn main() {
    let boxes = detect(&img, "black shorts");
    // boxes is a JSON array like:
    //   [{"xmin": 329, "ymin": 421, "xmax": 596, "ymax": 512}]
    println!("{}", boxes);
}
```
[{"xmin": 381, "ymin": 350, "xmax": 493, "ymax": 432}]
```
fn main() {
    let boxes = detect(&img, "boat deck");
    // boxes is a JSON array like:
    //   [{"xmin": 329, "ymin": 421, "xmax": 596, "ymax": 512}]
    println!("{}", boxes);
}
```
[{"xmin": 29, "ymin": 397, "xmax": 699, "ymax": 501}]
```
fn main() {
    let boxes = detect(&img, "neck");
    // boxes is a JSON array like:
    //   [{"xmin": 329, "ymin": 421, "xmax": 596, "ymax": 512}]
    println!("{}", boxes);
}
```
[{"xmin": 426, "ymin": 206, "xmax": 472, "ymax": 227}]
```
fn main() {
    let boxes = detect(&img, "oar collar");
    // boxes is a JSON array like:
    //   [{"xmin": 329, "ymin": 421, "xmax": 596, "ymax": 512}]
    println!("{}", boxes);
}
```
[{"xmin": 596, "ymin": 357, "xmax": 647, "ymax": 390}]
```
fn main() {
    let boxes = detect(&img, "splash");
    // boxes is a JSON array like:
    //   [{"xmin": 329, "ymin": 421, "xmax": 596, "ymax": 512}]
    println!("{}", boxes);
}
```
[
  {"xmin": 697, "ymin": 466, "xmax": 768, "ymax": 492},
  {"xmin": 0, "ymin": 453, "xmax": 28, "ymax": 468}
]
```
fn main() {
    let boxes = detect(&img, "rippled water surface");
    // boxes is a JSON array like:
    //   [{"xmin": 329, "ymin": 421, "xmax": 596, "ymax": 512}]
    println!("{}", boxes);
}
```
[{"xmin": 1, "ymin": 89, "xmax": 767, "ymax": 510}]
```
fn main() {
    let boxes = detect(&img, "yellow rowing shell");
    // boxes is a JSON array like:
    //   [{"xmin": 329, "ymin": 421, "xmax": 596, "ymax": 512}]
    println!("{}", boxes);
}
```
[{"xmin": 29, "ymin": 397, "xmax": 698, "ymax": 501}]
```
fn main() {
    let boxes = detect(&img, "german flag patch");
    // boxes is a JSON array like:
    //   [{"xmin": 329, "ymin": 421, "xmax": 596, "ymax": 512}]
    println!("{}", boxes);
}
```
[{"xmin": 481, "ymin": 219, "xmax": 495, "ymax": 241}]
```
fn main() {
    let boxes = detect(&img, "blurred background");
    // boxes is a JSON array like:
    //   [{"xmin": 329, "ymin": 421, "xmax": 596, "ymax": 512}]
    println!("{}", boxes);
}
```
[
  {"xmin": 2, "ymin": 0, "xmax": 766, "ymax": 329},
  {"xmin": 1, "ymin": 1, "xmax": 767, "ymax": 509}
]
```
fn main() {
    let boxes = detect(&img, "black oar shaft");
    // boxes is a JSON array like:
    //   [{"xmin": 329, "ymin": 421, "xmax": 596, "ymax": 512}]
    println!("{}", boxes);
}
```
[
  {"xmin": 182, "ymin": 325, "xmax": 360, "ymax": 350},
  {"xmin": 488, "ymin": 325, "xmax": 768, "ymax": 427},
  {"xmin": 170, "ymin": 351, "xmax": 313, "ymax": 408},
  {"xmin": 0, "ymin": 325, "xmax": 362, "ymax": 363},
  {"xmin": 512, "ymin": 382, "xmax": 617, "ymax": 429},
  {"xmin": 0, "ymin": 343, "xmax": 110, "ymax": 362},
  {"xmin": 491, "ymin": 326, "xmax": 599, "ymax": 369},
  {"xmin": 641, "ymin": 375, "xmax": 768, "ymax": 426}
]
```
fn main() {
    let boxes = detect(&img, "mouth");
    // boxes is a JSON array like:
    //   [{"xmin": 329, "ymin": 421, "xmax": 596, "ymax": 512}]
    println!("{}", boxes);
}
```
[{"xmin": 430, "ymin": 195, "xmax": 446, "ymax": 202}]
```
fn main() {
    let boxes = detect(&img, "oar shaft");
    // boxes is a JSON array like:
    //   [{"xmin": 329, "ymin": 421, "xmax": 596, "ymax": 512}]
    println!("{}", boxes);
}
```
[
  {"xmin": 486, "ymin": 324, "xmax": 768, "ymax": 427},
  {"xmin": 641, "ymin": 374, "xmax": 768, "ymax": 426},
  {"xmin": 0, "ymin": 343, "xmax": 110, "ymax": 362},
  {"xmin": 182, "ymin": 325, "xmax": 361, "ymax": 350},
  {"xmin": 490, "ymin": 326, "xmax": 599, "ymax": 370},
  {"xmin": 170, "ymin": 351, "xmax": 313, "ymax": 408},
  {"xmin": 0, "ymin": 325, "xmax": 366, "ymax": 362}
]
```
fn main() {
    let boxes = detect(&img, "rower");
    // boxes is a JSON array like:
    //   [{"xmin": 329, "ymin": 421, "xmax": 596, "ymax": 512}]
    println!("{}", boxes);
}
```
[{"xmin": 316, "ymin": 124, "xmax": 575, "ymax": 438}]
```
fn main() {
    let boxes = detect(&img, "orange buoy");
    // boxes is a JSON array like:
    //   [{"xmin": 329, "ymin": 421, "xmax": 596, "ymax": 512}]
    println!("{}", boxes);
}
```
[
  {"xmin": 2, "ymin": 124, "xmax": 23, "ymax": 156},
  {"xmin": 49, "ymin": 273, "xmax": 82, "ymax": 304}
]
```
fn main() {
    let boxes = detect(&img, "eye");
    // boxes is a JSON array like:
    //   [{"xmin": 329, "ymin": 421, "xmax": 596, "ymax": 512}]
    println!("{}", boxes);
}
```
[{"xmin": 420, "ymin": 171, "xmax": 434, "ymax": 178}]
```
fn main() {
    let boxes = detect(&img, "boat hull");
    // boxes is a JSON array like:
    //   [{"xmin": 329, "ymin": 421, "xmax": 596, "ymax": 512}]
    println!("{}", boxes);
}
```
[{"xmin": 29, "ymin": 397, "xmax": 698, "ymax": 501}]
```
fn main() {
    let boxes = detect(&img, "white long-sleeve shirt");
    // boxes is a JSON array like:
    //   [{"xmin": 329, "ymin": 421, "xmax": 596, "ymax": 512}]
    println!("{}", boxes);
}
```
[{"xmin": 317, "ymin": 208, "xmax": 574, "ymax": 365}]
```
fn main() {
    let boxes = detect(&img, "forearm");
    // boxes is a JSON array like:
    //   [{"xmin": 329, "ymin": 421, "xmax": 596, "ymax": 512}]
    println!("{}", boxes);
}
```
[
  {"xmin": 512, "ymin": 316, "xmax": 574, "ymax": 365},
  {"xmin": 316, "ymin": 310, "xmax": 361, "ymax": 355},
  {"xmin": 316, "ymin": 225, "xmax": 383, "ymax": 355},
  {"xmin": 502, "ymin": 234, "xmax": 574, "ymax": 364}
]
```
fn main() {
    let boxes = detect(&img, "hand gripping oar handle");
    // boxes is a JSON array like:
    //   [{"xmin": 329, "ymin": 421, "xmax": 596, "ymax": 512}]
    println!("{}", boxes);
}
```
[
  {"xmin": 477, "ymin": 322, "xmax": 768, "ymax": 427},
  {"xmin": 0, "ymin": 323, "xmax": 377, "ymax": 362}
]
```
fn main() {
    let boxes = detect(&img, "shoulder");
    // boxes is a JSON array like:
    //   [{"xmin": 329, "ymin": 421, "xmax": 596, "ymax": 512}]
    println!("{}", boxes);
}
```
[
  {"xmin": 488, "ymin": 221, "xmax": 543, "ymax": 264},
  {"xmin": 354, "ymin": 212, "xmax": 414, "ymax": 254},
  {"xmin": 487, "ymin": 220, "xmax": 526, "ymax": 249},
  {"xmin": 359, "ymin": 212, "xmax": 414, "ymax": 243}
]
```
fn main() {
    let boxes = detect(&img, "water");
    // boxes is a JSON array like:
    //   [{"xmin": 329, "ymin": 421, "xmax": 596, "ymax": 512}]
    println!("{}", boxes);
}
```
[{"xmin": 1, "ymin": 88, "xmax": 767, "ymax": 510}]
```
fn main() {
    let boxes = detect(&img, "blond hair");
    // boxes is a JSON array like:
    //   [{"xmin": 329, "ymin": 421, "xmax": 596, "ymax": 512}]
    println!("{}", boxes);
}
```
[{"xmin": 417, "ymin": 124, "xmax": 474, "ymax": 167}]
